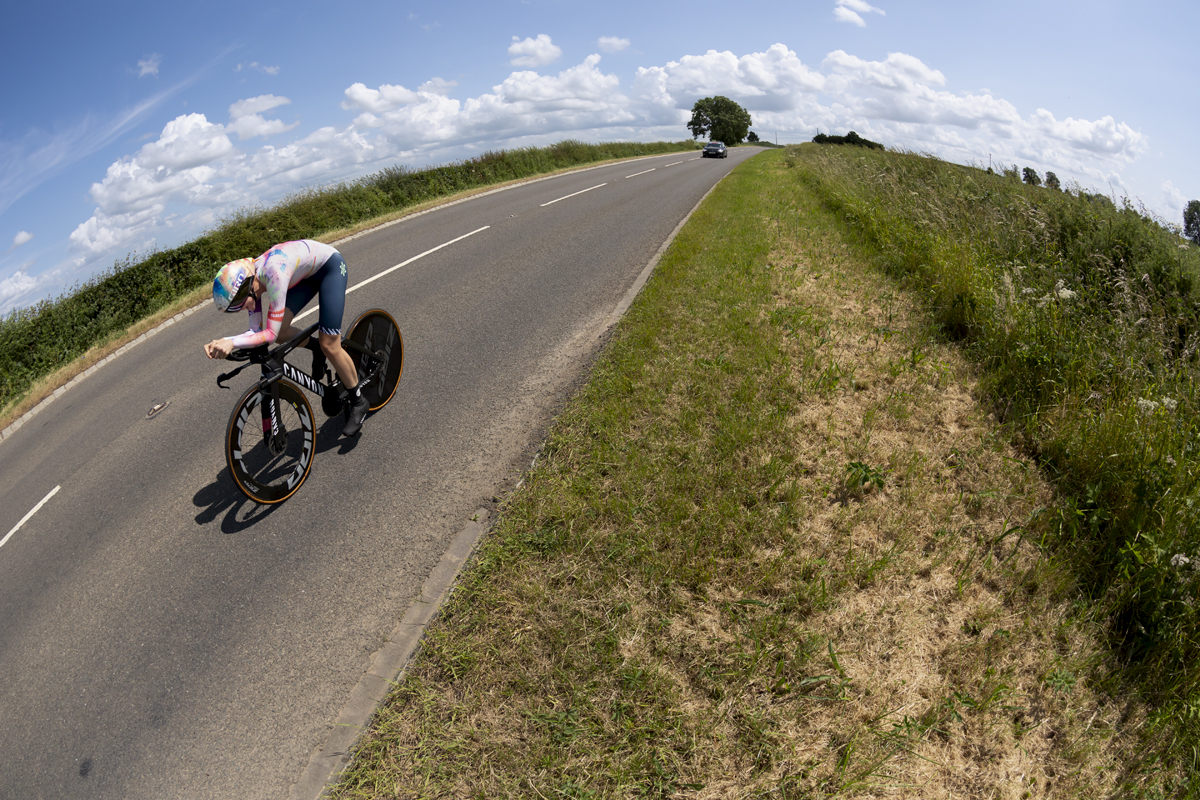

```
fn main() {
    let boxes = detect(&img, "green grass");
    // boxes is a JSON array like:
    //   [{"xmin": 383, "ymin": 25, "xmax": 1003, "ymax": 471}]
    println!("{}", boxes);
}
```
[{"xmin": 329, "ymin": 148, "xmax": 1176, "ymax": 798}]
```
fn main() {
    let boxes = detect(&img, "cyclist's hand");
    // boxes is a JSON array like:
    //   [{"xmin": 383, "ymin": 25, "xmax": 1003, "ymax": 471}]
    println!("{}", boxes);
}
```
[{"xmin": 205, "ymin": 338, "xmax": 234, "ymax": 359}]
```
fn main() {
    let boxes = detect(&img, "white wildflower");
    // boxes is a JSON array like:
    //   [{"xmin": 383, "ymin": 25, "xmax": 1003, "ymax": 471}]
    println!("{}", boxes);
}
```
[
  {"xmin": 1057, "ymin": 287, "xmax": 1077, "ymax": 300},
  {"xmin": 1022, "ymin": 288, "xmax": 1037, "ymax": 295},
  {"xmin": 1162, "ymin": 397, "xmax": 1178, "ymax": 412},
  {"xmin": 1038, "ymin": 294, "xmax": 1052, "ymax": 308},
  {"xmin": 1137, "ymin": 398, "xmax": 1160, "ymax": 415},
  {"xmin": 1171, "ymin": 553, "xmax": 1192, "ymax": 569}
]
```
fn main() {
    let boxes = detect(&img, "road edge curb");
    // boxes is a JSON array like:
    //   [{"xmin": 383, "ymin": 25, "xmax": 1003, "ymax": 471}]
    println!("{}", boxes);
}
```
[{"xmin": 289, "ymin": 508, "xmax": 493, "ymax": 800}]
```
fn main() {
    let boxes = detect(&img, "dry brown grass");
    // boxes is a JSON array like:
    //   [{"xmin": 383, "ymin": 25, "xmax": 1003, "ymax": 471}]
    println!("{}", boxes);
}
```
[{"xmin": 748, "ymin": 231, "xmax": 1142, "ymax": 796}]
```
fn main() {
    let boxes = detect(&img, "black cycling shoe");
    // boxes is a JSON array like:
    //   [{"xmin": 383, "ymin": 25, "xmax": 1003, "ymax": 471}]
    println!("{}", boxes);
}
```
[{"xmin": 342, "ymin": 388, "xmax": 370, "ymax": 437}]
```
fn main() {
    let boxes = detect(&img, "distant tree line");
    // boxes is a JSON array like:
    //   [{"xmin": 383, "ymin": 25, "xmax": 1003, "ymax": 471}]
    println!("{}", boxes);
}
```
[
  {"xmin": 811, "ymin": 131, "xmax": 884, "ymax": 150},
  {"xmin": 1015, "ymin": 166, "xmax": 1200, "ymax": 247}
]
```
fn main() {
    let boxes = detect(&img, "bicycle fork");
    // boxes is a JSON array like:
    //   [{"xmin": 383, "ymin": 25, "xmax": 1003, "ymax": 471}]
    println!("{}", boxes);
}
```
[{"xmin": 259, "ymin": 366, "xmax": 286, "ymax": 455}]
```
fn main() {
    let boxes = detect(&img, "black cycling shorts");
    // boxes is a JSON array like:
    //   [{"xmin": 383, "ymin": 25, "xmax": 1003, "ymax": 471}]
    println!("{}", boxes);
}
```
[{"xmin": 284, "ymin": 253, "xmax": 348, "ymax": 336}]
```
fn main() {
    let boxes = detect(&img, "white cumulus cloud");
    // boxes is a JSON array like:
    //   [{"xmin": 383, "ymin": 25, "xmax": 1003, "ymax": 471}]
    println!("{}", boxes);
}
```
[
  {"xmin": 345, "ymin": 55, "xmax": 630, "ymax": 147},
  {"xmin": 599, "ymin": 37, "xmax": 631, "ymax": 53},
  {"xmin": 509, "ymin": 34, "xmax": 562, "ymax": 68},
  {"xmin": 632, "ymin": 44, "xmax": 825, "ymax": 116},
  {"xmin": 1029, "ymin": 109, "xmax": 1146, "ymax": 157},
  {"xmin": 229, "ymin": 95, "xmax": 291, "ymax": 118},
  {"xmin": 227, "ymin": 94, "xmax": 299, "ymax": 141},
  {"xmin": 235, "ymin": 62, "xmax": 281, "ymax": 76},
  {"xmin": 70, "ymin": 114, "xmax": 236, "ymax": 257},
  {"xmin": 835, "ymin": 0, "xmax": 885, "ymax": 26},
  {"xmin": 0, "ymin": 267, "xmax": 62, "ymax": 314},
  {"xmin": 52, "ymin": 38, "xmax": 1150, "ymax": 308},
  {"xmin": 419, "ymin": 77, "xmax": 458, "ymax": 95},
  {"xmin": 13, "ymin": 231, "xmax": 32, "ymax": 247},
  {"xmin": 138, "ymin": 54, "xmax": 162, "ymax": 77}
]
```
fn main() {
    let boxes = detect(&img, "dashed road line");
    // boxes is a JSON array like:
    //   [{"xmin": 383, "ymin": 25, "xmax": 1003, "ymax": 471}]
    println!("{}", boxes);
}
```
[
  {"xmin": 1, "ymin": 485, "xmax": 61, "ymax": 551},
  {"xmin": 295, "ymin": 226, "xmax": 491, "ymax": 321},
  {"xmin": 539, "ymin": 183, "xmax": 607, "ymax": 207}
]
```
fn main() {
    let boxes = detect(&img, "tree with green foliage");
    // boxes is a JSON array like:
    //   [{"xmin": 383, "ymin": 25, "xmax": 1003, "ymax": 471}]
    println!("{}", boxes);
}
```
[
  {"xmin": 687, "ymin": 96, "xmax": 752, "ymax": 145},
  {"xmin": 1045, "ymin": 171, "xmax": 1060, "ymax": 190},
  {"xmin": 1022, "ymin": 167, "xmax": 1042, "ymax": 186},
  {"xmin": 812, "ymin": 131, "xmax": 885, "ymax": 150},
  {"xmin": 1185, "ymin": 200, "xmax": 1200, "ymax": 246},
  {"xmin": 747, "ymin": 131, "xmax": 759, "ymax": 143}
]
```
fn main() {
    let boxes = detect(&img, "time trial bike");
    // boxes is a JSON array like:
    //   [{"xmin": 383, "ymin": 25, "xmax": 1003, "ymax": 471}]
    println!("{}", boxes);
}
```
[{"xmin": 215, "ymin": 308, "xmax": 403, "ymax": 504}]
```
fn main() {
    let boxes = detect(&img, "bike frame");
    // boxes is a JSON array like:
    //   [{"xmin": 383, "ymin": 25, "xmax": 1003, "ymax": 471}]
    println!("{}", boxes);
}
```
[
  {"xmin": 217, "ymin": 320, "xmax": 381, "ymax": 437},
  {"xmin": 218, "ymin": 307, "xmax": 402, "ymax": 503}
]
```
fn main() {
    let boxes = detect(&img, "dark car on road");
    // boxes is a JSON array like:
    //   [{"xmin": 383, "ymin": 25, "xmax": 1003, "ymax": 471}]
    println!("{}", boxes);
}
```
[{"xmin": 702, "ymin": 141, "xmax": 727, "ymax": 158}]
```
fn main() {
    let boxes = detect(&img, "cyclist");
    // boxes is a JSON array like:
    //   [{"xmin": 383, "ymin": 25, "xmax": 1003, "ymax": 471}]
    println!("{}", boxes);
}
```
[{"xmin": 203, "ymin": 239, "xmax": 371, "ymax": 436}]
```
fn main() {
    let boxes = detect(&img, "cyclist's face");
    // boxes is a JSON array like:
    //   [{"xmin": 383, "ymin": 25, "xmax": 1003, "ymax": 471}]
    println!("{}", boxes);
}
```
[{"xmin": 242, "ymin": 277, "xmax": 264, "ymax": 312}]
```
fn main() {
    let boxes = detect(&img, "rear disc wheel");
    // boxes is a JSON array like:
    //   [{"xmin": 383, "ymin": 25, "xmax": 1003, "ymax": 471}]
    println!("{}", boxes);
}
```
[{"xmin": 345, "ymin": 309, "xmax": 404, "ymax": 411}]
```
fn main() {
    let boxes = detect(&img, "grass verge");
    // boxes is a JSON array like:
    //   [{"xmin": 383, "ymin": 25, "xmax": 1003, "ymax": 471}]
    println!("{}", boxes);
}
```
[{"xmin": 328, "ymin": 150, "xmax": 1170, "ymax": 797}]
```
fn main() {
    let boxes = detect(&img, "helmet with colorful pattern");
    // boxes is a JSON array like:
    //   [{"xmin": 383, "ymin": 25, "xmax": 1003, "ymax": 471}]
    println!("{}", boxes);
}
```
[{"xmin": 213, "ymin": 258, "xmax": 256, "ymax": 312}]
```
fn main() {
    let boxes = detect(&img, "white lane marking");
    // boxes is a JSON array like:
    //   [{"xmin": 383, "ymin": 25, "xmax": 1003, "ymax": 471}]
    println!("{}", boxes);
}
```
[
  {"xmin": 540, "ymin": 183, "xmax": 607, "ymax": 207},
  {"xmin": 1, "ymin": 485, "xmax": 61, "ymax": 550},
  {"xmin": 625, "ymin": 168, "xmax": 656, "ymax": 179},
  {"xmin": 687, "ymin": 157, "xmax": 701, "ymax": 161},
  {"xmin": 295, "ymin": 226, "xmax": 491, "ymax": 321},
  {"xmin": 663, "ymin": 161, "xmax": 684, "ymax": 167}
]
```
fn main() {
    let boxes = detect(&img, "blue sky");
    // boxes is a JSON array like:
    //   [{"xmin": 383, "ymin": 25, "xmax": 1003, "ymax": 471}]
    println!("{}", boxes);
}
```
[{"xmin": 2, "ymin": 0, "xmax": 1196, "ymax": 314}]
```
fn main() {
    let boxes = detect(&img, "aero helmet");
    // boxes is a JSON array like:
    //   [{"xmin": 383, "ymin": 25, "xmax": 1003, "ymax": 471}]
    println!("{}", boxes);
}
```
[{"xmin": 213, "ymin": 258, "xmax": 256, "ymax": 312}]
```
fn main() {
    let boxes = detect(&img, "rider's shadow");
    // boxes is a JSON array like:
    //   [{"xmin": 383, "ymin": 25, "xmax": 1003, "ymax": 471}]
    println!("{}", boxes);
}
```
[
  {"xmin": 193, "ymin": 470, "xmax": 281, "ymax": 532},
  {"xmin": 192, "ymin": 416, "xmax": 365, "ymax": 530},
  {"xmin": 316, "ymin": 414, "xmax": 363, "ymax": 455}
]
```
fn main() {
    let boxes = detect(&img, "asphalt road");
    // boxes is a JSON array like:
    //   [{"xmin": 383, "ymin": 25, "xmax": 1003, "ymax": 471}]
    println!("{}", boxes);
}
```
[{"xmin": 0, "ymin": 146, "xmax": 760, "ymax": 799}]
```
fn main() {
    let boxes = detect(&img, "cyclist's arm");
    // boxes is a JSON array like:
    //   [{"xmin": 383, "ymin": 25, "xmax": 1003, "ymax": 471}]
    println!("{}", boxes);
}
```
[{"xmin": 227, "ymin": 260, "xmax": 291, "ymax": 349}]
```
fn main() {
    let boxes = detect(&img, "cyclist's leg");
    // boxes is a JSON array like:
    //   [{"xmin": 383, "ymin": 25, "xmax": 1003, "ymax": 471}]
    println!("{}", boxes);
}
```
[
  {"xmin": 310, "ymin": 254, "xmax": 358, "ymax": 391},
  {"xmin": 320, "ymin": 331, "xmax": 357, "ymax": 388},
  {"xmin": 281, "ymin": 280, "xmax": 319, "ymax": 346}
]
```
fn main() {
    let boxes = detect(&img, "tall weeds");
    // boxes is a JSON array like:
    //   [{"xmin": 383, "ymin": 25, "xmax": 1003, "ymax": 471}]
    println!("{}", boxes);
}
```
[{"xmin": 787, "ymin": 143, "xmax": 1200, "ymax": 769}]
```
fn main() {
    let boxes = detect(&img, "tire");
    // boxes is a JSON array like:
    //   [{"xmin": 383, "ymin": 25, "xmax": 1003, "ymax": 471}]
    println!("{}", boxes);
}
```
[
  {"xmin": 345, "ymin": 309, "xmax": 404, "ymax": 412},
  {"xmin": 225, "ymin": 380, "xmax": 316, "ymax": 504}
]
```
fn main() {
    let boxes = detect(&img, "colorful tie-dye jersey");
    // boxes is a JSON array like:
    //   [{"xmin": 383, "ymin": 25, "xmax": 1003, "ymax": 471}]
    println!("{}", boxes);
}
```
[{"xmin": 228, "ymin": 240, "xmax": 340, "ymax": 349}]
